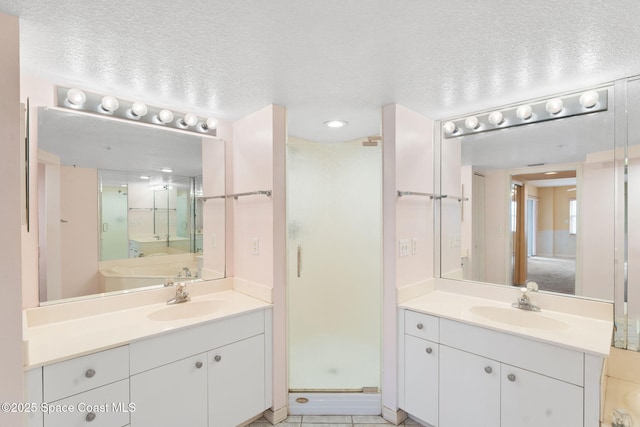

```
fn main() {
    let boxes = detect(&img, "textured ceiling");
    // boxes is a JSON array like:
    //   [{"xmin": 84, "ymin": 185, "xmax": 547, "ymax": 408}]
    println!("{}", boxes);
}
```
[{"xmin": 2, "ymin": 1, "xmax": 640, "ymax": 142}]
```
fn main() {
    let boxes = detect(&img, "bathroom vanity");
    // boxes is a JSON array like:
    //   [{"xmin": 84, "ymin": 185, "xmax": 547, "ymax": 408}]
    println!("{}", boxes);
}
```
[
  {"xmin": 22, "ymin": 283, "xmax": 272, "ymax": 427},
  {"xmin": 398, "ymin": 282, "xmax": 612, "ymax": 427}
]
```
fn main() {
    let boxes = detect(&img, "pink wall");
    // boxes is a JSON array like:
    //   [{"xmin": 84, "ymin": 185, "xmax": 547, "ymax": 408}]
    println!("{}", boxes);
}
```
[
  {"xmin": 20, "ymin": 75, "xmax": 57, "ymax": 307},
  {"xmin": 581, "ymin": 160, "xmax": 615, "ymax": 300},
  {"xmin": 483, "ymin": 170, "xmax": 510, "ymax": 285},
  {"xmin": 0, "ymin": 12, "xmax": 24, "ymax": 424},
  {"xmin": 382, "ymin": 104, "xmax": 434, "ymax": 413},
  {"xmin": 232, "ymin": 105, "xmax": 287, "ymax": 413},
  {"xmin": 394, "ymin": 105, "xmax": 435, "ymax": 286},
  {"xmin": 441, "ymin": 136, "xmax": 463, "ymax": 276},
  {"xmin": 202, "ymin": 136, "xmax": 227, "ymax": 276}
]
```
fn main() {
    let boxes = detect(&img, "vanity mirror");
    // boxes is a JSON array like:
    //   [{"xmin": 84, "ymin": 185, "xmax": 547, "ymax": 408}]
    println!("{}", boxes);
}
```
[
  {"xmin": 439, "ymin": 85, "xmax": 620, "ymax": 303},
  {"xmin": 37, "ymin": 107, "xmax": 225, "ymax": 304}
]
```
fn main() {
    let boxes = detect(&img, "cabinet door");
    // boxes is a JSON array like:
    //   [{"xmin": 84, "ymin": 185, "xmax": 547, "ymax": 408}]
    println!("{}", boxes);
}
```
[
  {"xmin": 130, "ymin": 353, "xmax": 208, "ymax": 427},
  {"xmin": 208, "ymin": 334, "xmax": 265, "ymax": 427},
  {"xmin": 439, "ymin": 346, "xmax": 500, "ymax": 427},
  {"xmin": 501, "ymin": 365, "xmax": 583, "ymax": 427},
  {"xmin": 404, "ymin": 335, "xmax": 438, "ymax": 426}
]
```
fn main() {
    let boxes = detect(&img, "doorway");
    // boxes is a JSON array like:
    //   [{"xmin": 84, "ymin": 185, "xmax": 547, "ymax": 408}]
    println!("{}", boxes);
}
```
[{"xmin": 511, "ymin": 170, "xmax": 577, "ymax": 294}]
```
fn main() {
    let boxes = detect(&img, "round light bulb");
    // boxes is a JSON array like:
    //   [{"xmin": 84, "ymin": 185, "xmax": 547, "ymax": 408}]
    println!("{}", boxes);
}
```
[
  {"xmin": 516, "ymin": 105, "xmax": 533, "ymax": 120},
  {"xmin": 158, "ymin": 109, "xmax": 174, "ymax": 124},
  {"xmin": 579, "ymin": 91, "xmax": 599, "ymax": 109},
  {"xmin": 487, "ymin": 111, "xmax": 504, "ymax": 126},
  {"xmin": 545, "ymin": 98, "xmax": 563, "ymax": 114},
  {"xmin": 130, "ymin": 102, "xmax": 148, "ymax": 118},
  {"xmin": 100, "ymin": 95, "xmax": 119, "ymax": 113},
  {"xmin": 442, "ymin": 121, "xmax": 457, "ymax": 135},
  {"xmin": 66, "ymin": 88, "xmax": 86, "ymax": 106},
  {"xmin": 204, "ymin": 118, "xmax": 217, "ymax": 130},
  {"xmin": 182, "ymin": 113, "xmax": 198, "ymax": 127},
  {"xmin": 464, "ymin": 116, "xmax": 480, "ymax": 130}
]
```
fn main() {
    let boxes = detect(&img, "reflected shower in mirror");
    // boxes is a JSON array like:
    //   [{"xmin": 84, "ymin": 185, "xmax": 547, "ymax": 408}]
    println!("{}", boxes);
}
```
[
  {"xmin": 441, "ymin": 86, "xmax": 618, "ymax": 301},
  {"xmin": 37, "ymin": 107, "xmax": 225, "ymax": 304}
]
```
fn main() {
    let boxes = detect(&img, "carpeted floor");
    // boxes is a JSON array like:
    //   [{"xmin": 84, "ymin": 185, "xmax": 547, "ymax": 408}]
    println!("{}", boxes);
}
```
[{"xmin": 526, "ymin": 256, "xmax": 576, "ymax": 295}]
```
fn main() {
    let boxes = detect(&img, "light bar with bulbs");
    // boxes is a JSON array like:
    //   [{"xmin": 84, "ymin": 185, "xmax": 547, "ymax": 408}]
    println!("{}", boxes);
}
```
[
  {"xmin": 56, "ymin": 86, "xmax": 218, "ymax": 136},
  {"xmin": 441, "ymin": 88, "xmax": 608, "ymax": 139}
]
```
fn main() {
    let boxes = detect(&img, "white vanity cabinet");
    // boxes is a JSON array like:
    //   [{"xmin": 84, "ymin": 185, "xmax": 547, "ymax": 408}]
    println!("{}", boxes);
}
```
[
  {"xmin": 403, "ymin": 335, "xmax": 439, "ymax": 426},
  {"xmin": 129, "ymin": 308, "xmax": 271, "ymax": 427},
  {"xmin": 41, "ymin": 345, "xmax": 131, "ymax": 427},
  {"xmin": 439, "ymin": 345, "xmax": 500, "ymax": 427},
  {"xmin": 208, "ymin": 334, "xmax": 266, "ymax": 427},
  {"xmin": 25, "ymin": 304, "xmax": 272, "ymax": 427},
  {"xmin": 400, "ymin": 309, "xmax": 602, "ymax": 427},
  {"xmin": 130, "ymin": 353, "xmax": 208, "ymax": 426},
  {"xmin": 402, "ymin": 311, "xmax": 440, "ymax": 426}
]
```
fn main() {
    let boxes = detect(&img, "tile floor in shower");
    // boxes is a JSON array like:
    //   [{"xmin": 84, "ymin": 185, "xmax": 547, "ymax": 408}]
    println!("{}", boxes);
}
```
[{"xmin": 248, "ymin": 415, "xmax": 426, "ymax": 426}]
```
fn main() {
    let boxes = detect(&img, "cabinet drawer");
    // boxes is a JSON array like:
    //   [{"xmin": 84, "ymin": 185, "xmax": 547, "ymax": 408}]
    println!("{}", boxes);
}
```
[
  {"xmin": 405, "ymin": 310, "xmax": 439, "ymax": 342},
  {"xmin": 44, "ymin": 379, "xmax": 130, "ymax": 427},
  {"xmin": 440, "ymin": 319, "xmax": 584, "ymax": 386},
  {"xmin": 43, "ymin": 345, "xmax": 129, "ymax": 402},
  {"xmin": 130, "ymin": 309, "xmax": 265, "ymax": 374}
]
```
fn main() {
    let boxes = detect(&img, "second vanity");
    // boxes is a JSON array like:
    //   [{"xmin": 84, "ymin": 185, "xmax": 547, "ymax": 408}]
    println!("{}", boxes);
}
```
[
  {"xmin": 397, "ymin": 280, "xmax": 613, "ymax": 427},
  {"xmin": 22, "ymin": 280, "xmax": 272, "ymax": 427}
]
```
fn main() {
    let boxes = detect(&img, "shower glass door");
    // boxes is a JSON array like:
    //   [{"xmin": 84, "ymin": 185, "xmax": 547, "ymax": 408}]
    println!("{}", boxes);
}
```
[{"xmin": 287, "ymin": 137, "xmax": 382, "ymax": 391}]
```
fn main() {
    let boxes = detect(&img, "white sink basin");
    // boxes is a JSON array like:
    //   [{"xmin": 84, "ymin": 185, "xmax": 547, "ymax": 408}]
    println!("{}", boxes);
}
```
[
  {"xmin": 147, "ymin": 300, "xmax": 223, "ymax": 321},
  {"xmin": 470, "ymin": 306, "xmax": 569, "ymax": 331}
]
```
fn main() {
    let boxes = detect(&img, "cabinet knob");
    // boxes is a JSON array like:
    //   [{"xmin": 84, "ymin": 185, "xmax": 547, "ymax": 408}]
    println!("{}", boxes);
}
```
[
  {"xmin": 507, "ymin": 373, "xmax": 516, "ymax": 382},
  {"xmin": 195, "ymin": 361, "xmax": 203, "ymax": 369},
  {"xmin": 214, "ymin": 355, "xmax": 222, "ymax": 362},
  {"xmin": 484, "ymin": 366, "xmax": 492, "ymax": 374},
  {"xmin": 85, "ymin": 369, "xmax": 96, "ymax": 378},
  {"xmin": 86, "ymin": 412, "xmax": 96, "ymax": 422},
  {"xmin": 425, "ymin": 347, "xmax": 433, "ymax": 354},
  {"xmin": 416, "ymin": 323, "xmax": 424, "ymax": 330}
]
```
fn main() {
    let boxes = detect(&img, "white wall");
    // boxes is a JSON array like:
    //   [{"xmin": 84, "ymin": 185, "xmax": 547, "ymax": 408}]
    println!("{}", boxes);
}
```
[
  {"xmin": 382, "ymin": 104, "xmax": 434, "ymax": 417},
  {"xmin": 0, "ymin": 12, "xmax": 24, "ymax": 425},
  {"xmin": 231, "ymin": 105, "xmax": 287, "ymax": 416}
]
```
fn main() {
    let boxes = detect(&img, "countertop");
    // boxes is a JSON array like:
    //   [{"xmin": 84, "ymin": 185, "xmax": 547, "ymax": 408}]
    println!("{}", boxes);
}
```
[
  {"xmin": 24, "ymin": 290, "xmax": 271, "ymax": 369},
  {"xmin": 400, "ymin": 290, "xmax": 613, "ymax": 356}
]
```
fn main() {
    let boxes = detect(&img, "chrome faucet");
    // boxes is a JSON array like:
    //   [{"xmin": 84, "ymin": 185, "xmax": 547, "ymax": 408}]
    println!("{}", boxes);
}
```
[
  {"xmin": 167, "ymin": 282, "xmax": 190, "ymax": 305},
  {"xmin": 512, "ymin": 282, "xmax": 540, "ymax": 312}
]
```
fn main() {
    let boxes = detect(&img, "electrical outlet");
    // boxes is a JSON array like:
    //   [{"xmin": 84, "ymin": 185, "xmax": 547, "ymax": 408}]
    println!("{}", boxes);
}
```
[
  {"xmin": 399, "ymin": 239, "xmax": 409, "ymax": 257},
  {"xmin": 211, "ymin": 233, "xmax": 217, "ymax": 248},
  {"xmin": 411, "ymin": 237, "xmax": 418, "ymax": 255},
  {"xmin": 252, "ymin": 238, "xmax": 259, "ymax": 255}
]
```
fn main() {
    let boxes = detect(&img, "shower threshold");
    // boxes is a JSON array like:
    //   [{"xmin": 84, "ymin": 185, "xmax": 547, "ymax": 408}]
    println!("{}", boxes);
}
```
[{"xmin": 288, "ymin": 391, "xmax": 381, "ymax": 416}]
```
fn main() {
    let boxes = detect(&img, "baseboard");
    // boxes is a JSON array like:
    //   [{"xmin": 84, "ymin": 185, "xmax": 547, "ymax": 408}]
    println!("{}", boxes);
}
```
[
  {"xmin": 288, "ymin": 392, "xmax": 381, "ymax": 416},
  {"xmin": 263, "ymin": 406, "xmax": 288, "ymax": 424},
  {"xmin": 382, "ymin": 406, "xmax": 408, "ymax": 425}
]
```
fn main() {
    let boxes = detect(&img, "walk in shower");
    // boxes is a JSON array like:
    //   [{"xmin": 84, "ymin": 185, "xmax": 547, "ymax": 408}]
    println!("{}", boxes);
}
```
[{"xmin": 287, "ymin": 137, "xmax": 382, "ymax": 414}]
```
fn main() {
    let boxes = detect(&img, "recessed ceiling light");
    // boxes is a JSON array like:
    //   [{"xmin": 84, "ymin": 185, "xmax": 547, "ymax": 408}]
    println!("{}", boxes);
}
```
[
  {"xmin": 324, "ymin": 120, "xmax": 348, "ymax": 128},
  {"xmin": 161, "ymin": 168, "xmax": 173, "ymax": 173},
  {"xmin": 140, "ymin": 175, "xmax": 150, "ymax": 180},
  {"xmin": 544, "ymin": 172, "xmax": 558, "ymax": 175}
]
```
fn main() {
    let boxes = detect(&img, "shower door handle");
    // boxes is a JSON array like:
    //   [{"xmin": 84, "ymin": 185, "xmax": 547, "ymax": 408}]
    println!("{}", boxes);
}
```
[{"xmin": 297, "ymin": 245, "xmax": 302, "ymax": 278}]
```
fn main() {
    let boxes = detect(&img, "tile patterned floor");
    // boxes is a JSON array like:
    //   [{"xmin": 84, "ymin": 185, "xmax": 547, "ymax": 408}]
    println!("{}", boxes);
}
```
[{"xmin": 248, "ymin": 415, "xmax": 426, "ymax": 426}]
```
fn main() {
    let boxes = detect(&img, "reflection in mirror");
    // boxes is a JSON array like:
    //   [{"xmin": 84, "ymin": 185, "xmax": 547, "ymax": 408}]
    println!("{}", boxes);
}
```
[
  {"xmin": 510, "ymin": 170, "xmax": 577, "ymax": 294},
  {"xmin": 441, "ymin": 86, "xmax": 617, "ymax": 302},
  {"xmin": 37, "ymin": 107, "xmax": 225, "ymax": 304}
]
